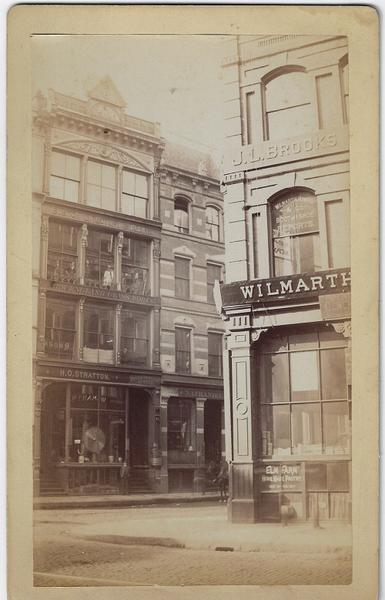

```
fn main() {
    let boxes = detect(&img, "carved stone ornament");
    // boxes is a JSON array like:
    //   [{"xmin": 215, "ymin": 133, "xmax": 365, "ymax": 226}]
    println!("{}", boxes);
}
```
[
  {"xmin": 117, "ymin": 231, "xmax": 124, "ymax": 252},
  {"xmin": 331, "ymin": 321, "xmax": 352, "ymax": 339},
  {"xmin": 81, "ymin": 224, "xmax": 88, "ymax": 246},
  {"xmin": 41, "ymin": 216, "xmax": 49, "ymax": 241},
  {"xmin": 153, "ymin": 239, "xmax": 161, "ymax": 259},
  {"xmin": 251, "ymin": 328, "xmax": 269, "ymax": 343},
  {"xmin": 56, "ymin": 140, "xmax": 151, "ymax": 173}
]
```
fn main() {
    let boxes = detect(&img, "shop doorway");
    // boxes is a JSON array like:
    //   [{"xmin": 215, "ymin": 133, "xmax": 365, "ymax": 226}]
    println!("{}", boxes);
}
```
[
  {"xmin": 204, "ymin": 400, "xmax": 222, "ymax": 465},
  {"xmin": 129, "ymin": 391, "xmax": 148, "ymax": 467}
]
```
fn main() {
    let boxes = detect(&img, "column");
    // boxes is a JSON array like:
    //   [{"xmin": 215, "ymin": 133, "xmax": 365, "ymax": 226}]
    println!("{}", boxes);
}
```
[
  {"xmin": 40, "ymin": 214, "xmax": 49, "ymax": 279},
  {"xmin": 193, "ymin": 398, "xmax": 207, "ymax": 492},
  {"xmin": 153, "ymin": 155, "xmax": 161, "ymax": 220},
  {"xmin": 152, "ymin": 239, "xmax": 161, "ymax": 368},
  {"xmin": 221, "ymin": 403, "xmax": 226, "ymax": 460},
  {"xmin": 159, "ymin": 395, "xmax": 169, "ymax": 492},
  {"xmin": 77, "ymin": 298, "xmax": 85, "ymax": 361},
  {"xmin": 64, "ymin": 383, "xmax": 71, "ymax": 462},
  {"xmin": 116, "ymin": 231, "xmax": 124, "ymax": 292},
  {"xmin": 36, "ymin": 291, "xmax": 47, "ymax": 356},
  {"xmin": 33, "ymin": 378, "xmax": 44, "ymax": 496},
  {"xmin": 79, "ymin": 224, "xmax": 88, "ymax": 286},
  {"xmin": 115, "ymin": 303, "xmax": 122, "ymax": 365},
  {"xmin": 226, "ymin": 313, "xmax": 259, "ymax": 523}
]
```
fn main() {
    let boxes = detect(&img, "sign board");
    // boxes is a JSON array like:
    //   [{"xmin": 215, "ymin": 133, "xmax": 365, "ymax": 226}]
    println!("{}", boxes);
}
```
[
  {"xmin": 36, "ymin": 363, "xmax": 161, "ymax": 387},
  {"xmin": 220, "ymin": 268, "xmax": 350, "ymax": 307},
  {"xmin": 258, "ymin": 463, "xmax": 303, "ymax": 492}
]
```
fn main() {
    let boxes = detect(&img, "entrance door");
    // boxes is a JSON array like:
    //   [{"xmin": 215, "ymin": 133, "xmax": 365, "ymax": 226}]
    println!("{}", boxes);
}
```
[{"xmin": 129, "ymin": 392, "xmax": 148, "ymax": 466}]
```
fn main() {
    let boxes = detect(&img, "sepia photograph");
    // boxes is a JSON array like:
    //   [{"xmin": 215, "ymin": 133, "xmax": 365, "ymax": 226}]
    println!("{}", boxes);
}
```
[{"xmin": 7, "ymin": 5, "xmax": 379, "ymax": 600}]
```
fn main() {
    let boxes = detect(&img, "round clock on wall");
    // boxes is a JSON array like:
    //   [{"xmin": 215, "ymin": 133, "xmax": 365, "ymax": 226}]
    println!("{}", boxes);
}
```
[{"xmin": 83, "ymin": 427, "xmax": 106, "ymax": 454}]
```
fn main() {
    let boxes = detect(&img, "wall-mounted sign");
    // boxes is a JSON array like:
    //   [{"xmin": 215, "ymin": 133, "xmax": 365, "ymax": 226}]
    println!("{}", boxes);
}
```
[
  {"xmin": 41, "ymin": 280, "xmax": 161, "ymax": 307},
  {"xmin": 37, "ymin": 363, "xmax": 161, "ymax": 387},
  {"xmin": 220, "ymin": 268, "xmax": 351, "ymax": 307},
  {"xmin": 177, "ymin": 388, "xmax": 224, "ymax": 400},
  {"xmin": 258, "ymin": 463, "xmax": 303, "ymax": 492},
  {"xmin": 223, "ymin": 126, "xmax": 348, "ymax": 175}
]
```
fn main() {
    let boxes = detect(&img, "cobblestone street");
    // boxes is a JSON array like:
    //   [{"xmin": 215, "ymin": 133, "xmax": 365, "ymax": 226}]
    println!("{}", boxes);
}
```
[{"xmin": 34, "ymin": 504, "xmax": 352, "ymax": 586}]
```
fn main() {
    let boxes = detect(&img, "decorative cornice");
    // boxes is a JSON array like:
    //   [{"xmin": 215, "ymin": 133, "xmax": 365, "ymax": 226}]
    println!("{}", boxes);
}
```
[
  {"xmin": 55, "ymin": 140, "xmax": 152, "ymax": 173},
  {"xmin": 251, "ymin": 328, "xmax": 269, "ymax": 343}
]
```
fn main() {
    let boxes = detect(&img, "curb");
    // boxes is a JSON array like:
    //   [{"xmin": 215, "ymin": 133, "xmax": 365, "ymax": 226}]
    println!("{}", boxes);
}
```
[{"xmin": 34, "ymin": 494, "xmax": 222, "ymax": 510}]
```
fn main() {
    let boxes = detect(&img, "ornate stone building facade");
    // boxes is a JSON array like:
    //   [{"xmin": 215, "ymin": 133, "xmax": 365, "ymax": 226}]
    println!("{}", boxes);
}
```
[
  {"xmin": 32, "ymin": 77, "xmax": 224, "ymax": 496},
  {"xmin": 219, "ymin": 35, "xmax": 351, "ymax": 522}
]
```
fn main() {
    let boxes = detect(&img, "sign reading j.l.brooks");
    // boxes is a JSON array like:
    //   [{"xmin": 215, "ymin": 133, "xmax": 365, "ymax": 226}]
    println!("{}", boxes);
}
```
[{"xmin": 220, "ymin": 268, "xmax": 350, "ymax": 307}]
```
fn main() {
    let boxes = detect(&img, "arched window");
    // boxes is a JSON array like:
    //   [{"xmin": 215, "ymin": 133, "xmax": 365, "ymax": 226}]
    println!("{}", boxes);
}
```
[
  {"xmin": 174, "ymin": 196, "xmax": 189, "ymax": 233},
  {"xmin": 271, "ymin": 190, "xmax": 321, "ymax": 276},
  {"xmin": 206, "ymin": 205, "xmax": 220, "ymax": 241},
  {"xmin": 264, "ymin": 70, "xmax": 314, "ymax": 141}
]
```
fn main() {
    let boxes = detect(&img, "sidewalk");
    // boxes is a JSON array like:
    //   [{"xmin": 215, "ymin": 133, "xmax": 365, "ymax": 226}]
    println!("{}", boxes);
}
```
[{"xmin": 34, "ymin": 491, "xmax": 221, "ymax": 510}]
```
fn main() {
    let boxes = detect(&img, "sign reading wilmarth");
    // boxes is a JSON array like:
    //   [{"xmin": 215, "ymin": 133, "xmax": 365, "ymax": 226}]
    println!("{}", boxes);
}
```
[{"xmin": 220, "ymin": 268, "xmax": 351, "ymax": 306}]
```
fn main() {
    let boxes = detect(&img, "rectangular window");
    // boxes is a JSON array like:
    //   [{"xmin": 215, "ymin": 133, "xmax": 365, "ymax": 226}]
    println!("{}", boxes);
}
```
[
  {"xmin": 50, "ymin": 150, "xmax": 81, "ymax": 203},
  {"xmin": 121, "ymin": 237, "xmax": 150, "ymax": 295},
  {"xmin": 121, "ymin": 170, "xmax": 148, "ymax": 218},
  {"xmin": 167, "ymin": 399, "xmax": 195, "ymax": 451},
  {"xmin": 207, "ymin": 263, "xmax": 222, "ymax": 303},
  {"xmin": 291, "ymin": 403, "xmax": 322, "ymax": 454},
  {"xmin": 83, "ymin": 304, "xmax": 114, "ymax": 364},
  {"xmin": 175, "ymin": 257, "xmax": 190, "ymax": 299},
  {"xmin": 208, "ymin": 332, "xmax": 223, "ymax": 377},
  {"xmin": 175, "ymin": 328, "xmax": 191, "ymax": 374},
  {"xmin": 87, "ymin": 160, "xmax": 116, "ymax": 211},
  {"xmin": 121, "ymin": 309, "xmax": 148, "ymax": 365},
  {"xmin": 325, "ymin": 200, "xmax": 349, "ymax": 268},
  {"xmin": 47, "ymin": 221, "xmax": 78, "ymax": 282},
  {"xmin": 85, "ymin": 230, "xmax": 115, "ymax": 288},
  {"xmin": 45, "ymin": 299, "xmax": 76, "ymax": 359}
]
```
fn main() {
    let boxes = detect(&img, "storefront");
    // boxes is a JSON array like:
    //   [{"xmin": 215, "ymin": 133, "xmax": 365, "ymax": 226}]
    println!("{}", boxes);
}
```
[
  {"xmin": 34, "ymin": 363, "xmax": 161, "ymax": 495},
  {"xmin": 219, "ymin": 269, "xmax": 351, "ymax": 523}
]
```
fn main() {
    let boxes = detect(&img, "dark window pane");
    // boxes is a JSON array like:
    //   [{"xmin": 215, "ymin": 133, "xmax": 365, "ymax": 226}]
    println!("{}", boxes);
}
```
[
  {"xmin": 327, "ymin": 463, "xmax": 349, "ymax": 491},
  {"xmin": 319, "ymin": 329, "xmax": 347, "ymax": 348},
  {"xmin": 261, "ymin": 353, "xmax": 289, "ymax": 403},
  {"xmin": 289, "ymin": 332, "xmax": 318, "ymax": 351},
  {"xmin": 323, "ymin": 402, "xmax": 350, "ymax": 454},
  {"xmin": 321, "ymin": 349, "xmax": 347, "ymax": 399},
  {"xmin": 261, "ymin": 405, "xmax": 291, "ymax": 456},
  {"xmin": 290, "ymin": 351, "xmax": 319, "ymax": 402},
  {"xmin": 305, "ymin": 463, "xmax": 327, "ymax": 490}
]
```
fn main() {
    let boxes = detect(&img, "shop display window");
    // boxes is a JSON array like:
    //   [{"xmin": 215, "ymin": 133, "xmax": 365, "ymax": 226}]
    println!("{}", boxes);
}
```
[
  {"xmin": 167, "ymin": 399, "xmax": 196, "ymax": 452},
  {"xmin": 45, "ymin": 299, "xmax": 76, "ymax": 359},
  {"xmin": 121, "ymin": 309, "xmax": 148, "ymax": 365},
  {"xmin": 271, "ymin": 191, "xmax": 321, "ymax": 276},
  {"xmin": 83, "ymin": 304, "xmax": 114, "ymax": 364},
  {"xmin": 85, "ymin": 229, "xmax": 115, "ymax": 288},
  {"xmin": 305, "ymin": 462, "xmax": 350, "ymax": 520},
  {"xmin": 259, "ymin": 328, "xmax": 350, "ymax": 457},
  {"xmin": 47, "ymin": 221, "xmax": 78, "ymax": 283},
  {"xmin": 121, "ymin": 236, "xmax": 149, "ymax": 295}
]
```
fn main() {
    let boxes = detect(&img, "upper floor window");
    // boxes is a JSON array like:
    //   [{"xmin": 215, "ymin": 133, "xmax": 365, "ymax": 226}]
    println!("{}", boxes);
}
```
[
  {"xmin": 121, "ymin": 236, "xmax": 150, "ymax": 295},
  {"xmin": 45, "ymin": 299, "xmax": 76, "ymax": 360},
  {"xmin": 121, "ymin": 309, "xmax": 148, "ymax": 365},
  {"xmin": 50, "ymin": 150, "xmax": 81, "ymax": 203},
  {"xmin": 175, "ymin": 257, "xmax": 190, "ymax": 299},
  {"xmin": 264, "ymin": 70, "xmax": 314, "ymax": 141},
  {"xmin": 175, "ymin": 327, "xmax": 191, "ymax": 374},
  {"xmin": 206, "ymin": 206, "xmax": 220, "ymax": 241},
  {"xmin": 83, "ymin": 304, "xmax": 114, "ymax": 364},
  {"xmin": 208, "ymin": 332, "xmax": 223, "ymax": 377},
  {"xmin": 87, "ymin": 160, "xmax": 116, "ymax": 211},
  {"xmin": 47, "ymin": 221, "xmax": 78, "ymax": 283},
  {"xmin": 85, "ymin": 230, "xmax": 115, "ymax": 288},
  {"xmin": 174, "ymin": 196, "xmax": 189, "ymax": 233},
  {"xmin": 271, "ymin": 190, "xmax": 321, "ymax": 276},
  {"xmin": 121, "ymin": 170, "xmax": 149, "ymax": 219},
  {"xmin": 259, "ymin": 329, "xmax": 350, "ymax": 458},
  {"xmin": 207, "ymin": 263, "xmax": 222, "ymax": 304}
]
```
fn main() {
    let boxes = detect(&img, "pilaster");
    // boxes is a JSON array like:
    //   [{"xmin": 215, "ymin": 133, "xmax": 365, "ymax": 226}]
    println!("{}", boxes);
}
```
[
  {"xmin": 115, "ymin": 303, "xmax": 122, "ymax": 365},
  {"xmin": 194, "ymin": 398, "xmax": 207, "ymax": 492},
  {"xmin": 116, "ymin": 231, "xmax": 124, "ymax": 291},
  {"xmin": 36, "ymin": 290, "xmax": 47, "ymax": 356},
  {"xmin": 78, "ymin": 298, "xmax": 85, "ymax": 360},
  {"xmin": 40, "ymin": 215, "xmax": 49, "ymax": 279},
  {"xmin": 159, "ymin": 396, "xmax": 169, "ymax": 492},
  {"xmin": 79, "ymin": 224, "xmax": 88, "ymax": 286},
  {"xmin": 33, "ymin": 378, "xmax": 46, "ymax": 496}
]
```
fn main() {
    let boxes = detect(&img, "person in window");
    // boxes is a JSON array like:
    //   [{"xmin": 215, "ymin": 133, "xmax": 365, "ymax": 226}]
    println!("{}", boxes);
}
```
[{"xmin": 103, "ymin": 265, "xmax": 114, "ymax": 288}]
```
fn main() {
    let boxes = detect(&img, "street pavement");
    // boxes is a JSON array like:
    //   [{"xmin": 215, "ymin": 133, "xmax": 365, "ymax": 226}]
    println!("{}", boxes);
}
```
[{"xmin": 33, "ymin": 503, "xmax": 352, "ymax": 586}]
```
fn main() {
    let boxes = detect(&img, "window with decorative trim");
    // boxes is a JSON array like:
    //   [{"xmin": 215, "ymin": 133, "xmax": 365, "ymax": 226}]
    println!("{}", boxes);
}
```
[
  {"xmin": 83, "ymin": 304, "xmax": 114, "ymax": 364},
  {"xmin": 50, "ymin": 150, "xmax": 81, "ymax": 203},
  {"xmin": 121, "ymin": 170, "xmax": 149, "ymax": 218},
  {"xmin": 206, "ymin": 205, "xmax": 221, "ymax": 241},
  {"xmin": 271, "ymin": 190, "xmax": 321, "ymax": 276},
  {"xmin": 175, "ymin": 327, "xmax": 191, "ymax": 374},
  {"xmin": 175, "ymin": 257, "xmax": 190, "ymax": 299},
  {"xmin": 85, "ymin": 230, "xmax": 115, "ymax": 289},
  {"xmin": 121, "ymin": 309, "xmax": 148, "ymax": 365},
  {"xmin": 264, "ymin": 70, "xmax": 315, "ymax": 141},
  {"xmin": 259, "ymin": 329, "xmax": 350, "ymax": 458},
  {"xmin": 87, "ymin": 160, "xmax": 116, "ymax": 211},
  {"xmin": 121, "ymin": 236, "xmax": 150, "ymax": 295},
  {"xmin": 174, "ymin": 196, "xmax": 189, "ymax": 233},
  {"xmin": 47, "ymin": 221, "xmax": 78, "ymax": 283},
  {"xmin": 45, "ymin": 299, "xmax": 76, "ymax": 360}
]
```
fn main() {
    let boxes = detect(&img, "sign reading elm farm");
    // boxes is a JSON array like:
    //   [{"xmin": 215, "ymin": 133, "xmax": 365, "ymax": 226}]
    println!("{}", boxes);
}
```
[{"xmin": 220, "ymin": 268, "xmax": 351, "ymax": 307}]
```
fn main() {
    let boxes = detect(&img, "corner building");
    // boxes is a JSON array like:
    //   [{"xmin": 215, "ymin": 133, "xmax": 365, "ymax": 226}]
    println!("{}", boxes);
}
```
[
  {"xmin": 32, "ymin": 78, "xmax": 225, "ymax": 496},
  {"xmin": 220, "ymin": 35, "xmax": 351, "ymax": 523}
]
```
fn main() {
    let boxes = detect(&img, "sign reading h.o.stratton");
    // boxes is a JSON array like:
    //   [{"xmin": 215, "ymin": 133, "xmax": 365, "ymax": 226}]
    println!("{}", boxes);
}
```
[{"xmin": 220, "ymin": 268, "xmax": 350, "ymax": 307}]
